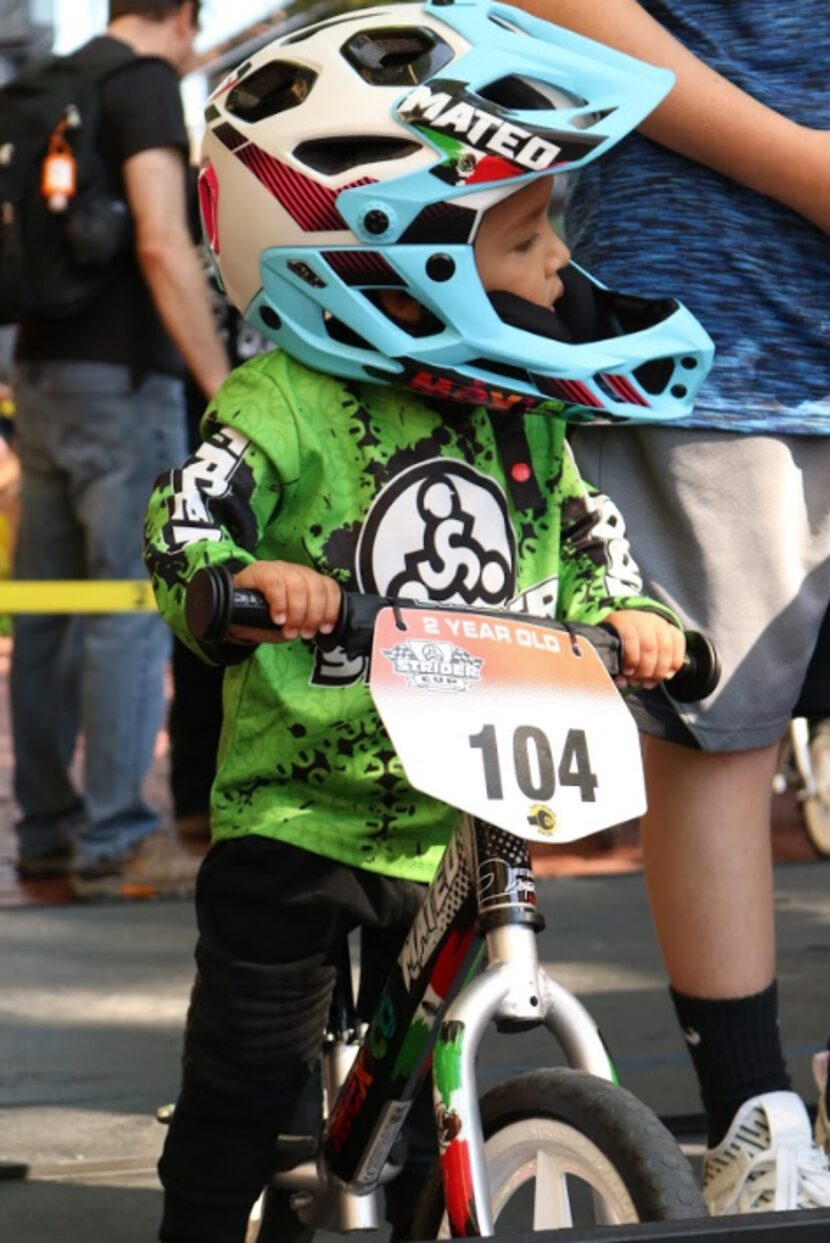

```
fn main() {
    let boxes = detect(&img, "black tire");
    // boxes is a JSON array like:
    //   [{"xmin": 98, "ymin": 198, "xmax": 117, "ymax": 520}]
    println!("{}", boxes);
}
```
[{"xmin": 412, "ymin": 1069, "xmax": 705, "ymax": 1235}]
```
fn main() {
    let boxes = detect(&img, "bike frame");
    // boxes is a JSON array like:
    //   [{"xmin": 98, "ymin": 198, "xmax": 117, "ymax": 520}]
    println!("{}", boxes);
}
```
[{"xmin": 291, "ymin": 813, "xmax": 621, "ymax": 1238}]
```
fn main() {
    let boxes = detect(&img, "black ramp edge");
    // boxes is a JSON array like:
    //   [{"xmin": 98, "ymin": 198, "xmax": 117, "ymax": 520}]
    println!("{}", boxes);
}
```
[{"xmin": 424, "ymin": 1210, "xmax": 830, "ymax": 1242}]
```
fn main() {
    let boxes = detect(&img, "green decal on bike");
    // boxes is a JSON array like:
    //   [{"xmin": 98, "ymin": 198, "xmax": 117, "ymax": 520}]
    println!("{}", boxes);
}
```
[
  {"xmin": 392, "ymin": 1008, "xmax": 433, "ymax": 1081},
  {"xmin": 434, "ymin": 1019, "xmax": 465, "ymax": 1106},
  {"xmin": 598, "ymin": 1029, "xmax": 620, "ymax": 1085}
]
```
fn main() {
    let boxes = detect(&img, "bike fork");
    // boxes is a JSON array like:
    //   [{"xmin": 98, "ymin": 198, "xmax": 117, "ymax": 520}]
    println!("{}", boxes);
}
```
[{"xmin": 432, "ymin": 919, "xmax": 618, "ymax": 1237}]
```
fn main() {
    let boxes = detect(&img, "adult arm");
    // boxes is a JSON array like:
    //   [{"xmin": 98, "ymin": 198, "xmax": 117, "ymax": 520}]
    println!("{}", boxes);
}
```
[
  {"xmin": 520, "ymin": 0, "xmax": 830, "ymax": 233},
  {"xmin": 125, "ymin": 146, "xmax": 230, "ymax": 399}
]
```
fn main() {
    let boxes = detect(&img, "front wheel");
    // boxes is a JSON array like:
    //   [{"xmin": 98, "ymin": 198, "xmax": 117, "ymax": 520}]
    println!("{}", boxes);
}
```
[{"xmin": 412, "ymin": 1070, "xmax": 705, "ymax": 1235}]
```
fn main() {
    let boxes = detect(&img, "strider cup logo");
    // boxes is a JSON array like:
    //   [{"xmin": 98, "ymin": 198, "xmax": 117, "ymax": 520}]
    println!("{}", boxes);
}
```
[
  {"xmin": 382, "ymin": 638, "xmax": 483, "ymax": 692},
  {"xmin": 398, "ymin": 81, "xmax": 562, "ymax": 173}
]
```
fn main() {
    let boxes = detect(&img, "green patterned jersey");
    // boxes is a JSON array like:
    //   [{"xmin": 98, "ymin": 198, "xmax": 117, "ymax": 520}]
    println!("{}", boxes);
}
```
[{"xmin": 145, "ymin": 351, "xmax": 670, "ymax": 881}]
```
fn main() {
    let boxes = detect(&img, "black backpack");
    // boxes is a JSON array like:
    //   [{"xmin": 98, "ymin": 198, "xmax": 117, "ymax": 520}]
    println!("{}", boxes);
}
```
[{"xmin": 0, "ymin": 40, "xmax": 141, "ymax": 324}]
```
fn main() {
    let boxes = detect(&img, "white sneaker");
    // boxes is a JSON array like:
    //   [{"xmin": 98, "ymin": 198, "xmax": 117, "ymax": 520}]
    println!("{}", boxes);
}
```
[
  {"xmin": 812, "ymin": 1051, "xmax": 830, "ymax": 1154},
  {"xmin": 703, "ymin": 1090, "xmax": 830, "ymax": 1214}
]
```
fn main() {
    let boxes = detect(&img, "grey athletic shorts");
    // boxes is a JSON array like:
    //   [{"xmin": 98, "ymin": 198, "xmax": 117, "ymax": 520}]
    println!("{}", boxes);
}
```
[{"xmin": 571, "ymin": 426, "xmax": 830, "ymax": 752}]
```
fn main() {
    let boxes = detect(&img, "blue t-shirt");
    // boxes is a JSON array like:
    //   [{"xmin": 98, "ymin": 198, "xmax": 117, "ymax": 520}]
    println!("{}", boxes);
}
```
[{"xmin": 566, "ymin": 1, "xmax": 830, "ymax": 434}]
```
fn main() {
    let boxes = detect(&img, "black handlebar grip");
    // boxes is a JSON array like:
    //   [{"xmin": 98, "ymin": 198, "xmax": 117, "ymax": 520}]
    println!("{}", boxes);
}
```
[
  {"xmin": 666, "ymin": 630, "xmax": 721, "ymax": 703},
  {"xmin": 185, "ymin": 565, "xmax": 233, "ymax": 642},
  {"xmin": 185, "ymin": 564, "xmax": 279, "ymax": 642}
]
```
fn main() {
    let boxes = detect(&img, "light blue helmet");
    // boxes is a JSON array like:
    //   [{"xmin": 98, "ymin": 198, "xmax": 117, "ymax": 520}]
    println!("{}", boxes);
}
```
[{"xmin": 200, "ymin": 0, "xmax": 713, "ymax": 421}]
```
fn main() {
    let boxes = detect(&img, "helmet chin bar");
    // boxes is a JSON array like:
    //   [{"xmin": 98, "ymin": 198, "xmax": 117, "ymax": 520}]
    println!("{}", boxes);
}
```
[{"xmin": 252, "ymin": 239, "xmax": 711, "ymax": 421}]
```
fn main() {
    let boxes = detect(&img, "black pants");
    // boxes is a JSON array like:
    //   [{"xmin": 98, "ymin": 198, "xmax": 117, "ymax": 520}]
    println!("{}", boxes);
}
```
[
  {"xmin": 159, "ymin": 837, "xmax": 433, "ymax": 1243},
  {"xmin": 168, "ymin": 638, "xmax": 224, "ymax": 819}
]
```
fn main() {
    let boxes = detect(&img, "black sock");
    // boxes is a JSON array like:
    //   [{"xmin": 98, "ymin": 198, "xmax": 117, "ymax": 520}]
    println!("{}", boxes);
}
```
[{"xmin": 670, "ymin": 981, "xmax": 791, "ymax": 1148}]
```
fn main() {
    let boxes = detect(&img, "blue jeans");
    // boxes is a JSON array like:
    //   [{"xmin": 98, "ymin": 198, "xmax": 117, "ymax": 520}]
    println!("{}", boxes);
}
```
[{"xmin": 10, "ymin": 361, "xmax": 187, "ymax": 868}]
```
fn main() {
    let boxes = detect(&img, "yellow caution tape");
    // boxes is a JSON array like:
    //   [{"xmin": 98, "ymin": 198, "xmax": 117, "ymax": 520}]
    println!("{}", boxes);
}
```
[{"xmin": 0, "ymin": 581, "xmax": 158, "ymax": 613}]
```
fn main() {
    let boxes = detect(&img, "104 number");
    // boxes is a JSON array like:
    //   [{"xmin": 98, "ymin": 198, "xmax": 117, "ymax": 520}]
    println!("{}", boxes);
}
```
[{"xmin": 469, "ymin": 724, "xmax": 598, "ymax": 803}]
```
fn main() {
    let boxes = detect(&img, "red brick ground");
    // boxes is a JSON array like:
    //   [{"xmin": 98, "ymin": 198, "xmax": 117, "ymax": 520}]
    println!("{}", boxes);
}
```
[{"xmin": 0, "ymin": 632, "xmax": 818, "ymax": 904}]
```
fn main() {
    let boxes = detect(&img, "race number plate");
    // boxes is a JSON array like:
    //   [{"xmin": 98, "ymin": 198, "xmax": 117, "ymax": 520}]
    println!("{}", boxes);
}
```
[{"xmin": 370, "ymin": 607, "xmax": 646, "ymax": 844}]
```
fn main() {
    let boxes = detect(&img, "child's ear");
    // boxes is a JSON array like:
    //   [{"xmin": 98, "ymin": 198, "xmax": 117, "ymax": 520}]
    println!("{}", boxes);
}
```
[{"xmin": 378, "ymin": 289, "xmax": 423, "ymax": 326}]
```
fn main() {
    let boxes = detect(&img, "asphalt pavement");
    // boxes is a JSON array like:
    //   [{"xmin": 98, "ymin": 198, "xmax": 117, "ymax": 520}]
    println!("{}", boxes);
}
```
[{"xmin": 2, "ymin": 862, "xmax": 829, "ymax": 1242}]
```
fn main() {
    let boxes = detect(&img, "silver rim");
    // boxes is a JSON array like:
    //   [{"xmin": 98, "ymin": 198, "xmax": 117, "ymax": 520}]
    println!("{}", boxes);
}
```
[{"xmin": 438, "ymin": 1117, "xmax": 639, "ymax": 1235}]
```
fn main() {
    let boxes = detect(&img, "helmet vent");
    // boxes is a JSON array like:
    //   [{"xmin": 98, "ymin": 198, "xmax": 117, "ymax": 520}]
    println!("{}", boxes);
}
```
[
  {"xmin": 325, "ymin": 251, "xmax": 405, "ymax": 287},
  {"xmin": 367, "ymin": 291, "xmax": 446, "ymax": 339},
  {"xmin": 294, "ymin": 136, "xmax": 420, "ymax": 175},
  {"xmin": 633, "ymin": 357, "xmax": 674, "ymax": 395},
  {"xmin": 470, "ymin": 358, "xmax": 532, "ymax": 384},
  {"xmin": 478, "ymin": 75, "xmax": 588, "ymax": 111},
  {"xmin": 324, "ymin": 313, "xmax": 376, "ymax": 352},
  {"xmin": 341, "ymin": 27, "xmax": 454, "ymax": 87},
  {"xmin": 225, "ymin": 62, "xmax": 317, "ymax": 123}
]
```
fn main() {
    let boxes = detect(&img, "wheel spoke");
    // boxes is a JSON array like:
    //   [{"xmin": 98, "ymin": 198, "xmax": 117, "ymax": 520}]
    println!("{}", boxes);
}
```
[
  {"xmin": 591, "ymin": 1185, "xmax": 619, "ymax": 1225},
  {"xmin": 533, "ymin": 1149, "xmax": 572, "ymax": 1229}
]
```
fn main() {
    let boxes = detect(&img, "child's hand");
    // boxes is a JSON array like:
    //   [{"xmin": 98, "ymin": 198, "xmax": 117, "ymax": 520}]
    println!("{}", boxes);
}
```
[
  {"xmin": 228, "ymin": 561, "xmax": 342, "ymax": 644},
  {"xmin": 603, "ymin": 610, "xmax": 685, "ymax": 691}
]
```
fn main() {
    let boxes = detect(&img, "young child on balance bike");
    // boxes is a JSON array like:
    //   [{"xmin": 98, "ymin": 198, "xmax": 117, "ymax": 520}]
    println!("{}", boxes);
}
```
[{"xmin": 144, "ymin": 3, "xmax": 713, "ymax": 1239}]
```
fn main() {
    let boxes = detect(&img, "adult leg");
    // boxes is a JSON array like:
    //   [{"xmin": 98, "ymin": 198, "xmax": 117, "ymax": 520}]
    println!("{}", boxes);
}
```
[
  {"xmin": 167, "ymin": 380, "xmax": 224, "ymax": 838},
  {"xmin": 641, "ymin": 739, "xmax": 778, "ymax": 1000},
  {"xmin": 67, "ymin": 368, "xmax": 186, "ymax": 867},
  {"xmin": 572, "ymin": 425, "xmax": 830, "ymax": 1209},
  {"xmin": 10, "ymin": 363, "xmax": 85, "ymax": 868},
  {"xmin": 641, "ymin": 739, "xmax": 796, "ymax": 1150}
]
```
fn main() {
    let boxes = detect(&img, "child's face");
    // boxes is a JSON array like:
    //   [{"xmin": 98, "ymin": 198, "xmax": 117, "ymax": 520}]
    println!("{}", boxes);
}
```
[{"xmin": 474, "ymin": 176, "xmax": 570, "ymax": 310}]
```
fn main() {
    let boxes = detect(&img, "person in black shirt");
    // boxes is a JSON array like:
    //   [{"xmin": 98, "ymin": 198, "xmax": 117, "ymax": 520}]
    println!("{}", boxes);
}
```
[{"xmin": 11, "ymin": 0, "xmax": 229, "ymax": 900}]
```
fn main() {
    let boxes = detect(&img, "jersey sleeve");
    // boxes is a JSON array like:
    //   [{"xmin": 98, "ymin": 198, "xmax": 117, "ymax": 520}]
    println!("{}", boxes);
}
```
[
  {"xmin": 556, "ymin": 440, "xmax": 679, "ymax": 626},
  {"xmin": 143, "ymin": 358, "xmax": 300, "ymax": 661}
]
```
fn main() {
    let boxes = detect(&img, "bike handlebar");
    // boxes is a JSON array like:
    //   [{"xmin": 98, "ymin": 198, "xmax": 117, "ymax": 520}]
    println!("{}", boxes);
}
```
[{"xmin": 184, "ymin": 564, "xmax": 721, "ymax": 703}]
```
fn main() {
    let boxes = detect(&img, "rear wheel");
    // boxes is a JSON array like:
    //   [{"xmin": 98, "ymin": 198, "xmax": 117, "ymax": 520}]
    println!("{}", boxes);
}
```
[
  {"xmin": 412, "ymin": 1070, "xmax": 705, "ymax": 1235},
  {"xmin": 802, "ymin": 724, "xmax": 830, "ymax": 857}
]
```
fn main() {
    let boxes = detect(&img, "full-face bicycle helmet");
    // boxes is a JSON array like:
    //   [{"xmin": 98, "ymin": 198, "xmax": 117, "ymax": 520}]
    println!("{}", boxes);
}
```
[{"xmin": 200, "ymin": 0, "xmax": 713, "ymax": 421}]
